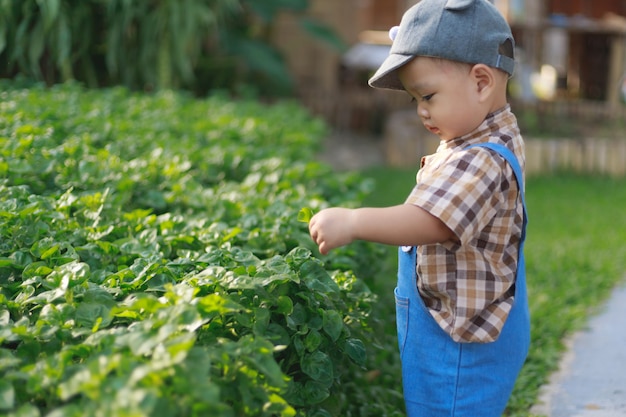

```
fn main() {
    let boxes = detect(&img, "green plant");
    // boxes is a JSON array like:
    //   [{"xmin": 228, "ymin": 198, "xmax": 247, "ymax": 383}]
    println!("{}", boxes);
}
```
[
  {"xmin": 0, "ymin": 0, "xmax": 345, "ymax": 95},
  {"xmin": 103, "ymin": 0, "xmax": 225, "ymax": 90},
  {"xmin": 0, "ymin": 83, "xmax": 388, "ymax": 416},
  {"xmin": 0, "ymin": 0, "xmax": 85, "ymax": 82}
]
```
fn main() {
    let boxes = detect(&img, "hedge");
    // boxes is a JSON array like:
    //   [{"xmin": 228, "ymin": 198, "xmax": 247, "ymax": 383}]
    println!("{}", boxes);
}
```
[{"xmin": 0, "ymin": 82, "xmax": 397, "ymax": 417}]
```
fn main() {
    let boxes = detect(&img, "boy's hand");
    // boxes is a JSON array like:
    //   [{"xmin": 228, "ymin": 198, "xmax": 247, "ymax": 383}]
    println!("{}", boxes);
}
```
[{"xmin": 309, "ymin": 208, "xmax": 355, "ymax": 255}]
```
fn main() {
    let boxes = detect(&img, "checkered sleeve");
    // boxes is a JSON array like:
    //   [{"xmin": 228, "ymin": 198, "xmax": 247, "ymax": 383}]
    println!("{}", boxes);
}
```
[{"xmin": 406, "ymin": 148, "xmax": 505, "ymax": 244}]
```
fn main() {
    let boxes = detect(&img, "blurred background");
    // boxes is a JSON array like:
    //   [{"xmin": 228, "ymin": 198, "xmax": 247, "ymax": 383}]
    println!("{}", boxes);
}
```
[
  {"xmin": 1, "ymin": 0, "xmax": 626, "ymax": 175},
  {"xmin": 294, "ymin": 0, "xmax": 626, "ymax": 125}
]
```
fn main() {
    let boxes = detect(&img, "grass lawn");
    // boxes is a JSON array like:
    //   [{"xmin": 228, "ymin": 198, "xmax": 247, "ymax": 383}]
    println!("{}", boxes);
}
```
[{"xmin": 359, "ymin": 167, "xmax": 626, "ymax": 416}]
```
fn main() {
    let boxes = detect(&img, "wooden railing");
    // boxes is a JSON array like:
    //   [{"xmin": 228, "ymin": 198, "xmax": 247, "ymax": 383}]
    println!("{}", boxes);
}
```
[
  {"xmin": 525, "ymin": 138, "xmax": 626, "ymax": 177},
  {"xmin": 383, "ymin": 109, "xmax": 626, "ymax": 177}
]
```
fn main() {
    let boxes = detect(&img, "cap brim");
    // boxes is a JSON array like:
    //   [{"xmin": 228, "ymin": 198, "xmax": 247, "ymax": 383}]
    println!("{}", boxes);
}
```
[{"xmin": 368, "ymin": 53, "xmax": 414, "ymax": 90}]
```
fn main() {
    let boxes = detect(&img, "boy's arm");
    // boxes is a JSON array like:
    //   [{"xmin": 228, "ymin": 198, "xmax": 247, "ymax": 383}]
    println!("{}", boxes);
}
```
[{"xmin": 309, "ymin": 204, "xmax": 456, "ymax": 255}]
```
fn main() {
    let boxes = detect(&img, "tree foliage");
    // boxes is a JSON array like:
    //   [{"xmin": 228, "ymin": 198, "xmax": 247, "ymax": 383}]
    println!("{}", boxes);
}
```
[{"xmin": 0, "ymin": 0, "xmax": 345, "ymax": 96}]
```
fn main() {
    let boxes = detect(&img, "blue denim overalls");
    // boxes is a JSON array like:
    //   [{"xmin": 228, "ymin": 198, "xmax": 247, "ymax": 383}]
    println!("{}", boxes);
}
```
[{"xmin": 395, "ymin": 143, "xmax": 530, "ymax": 416}]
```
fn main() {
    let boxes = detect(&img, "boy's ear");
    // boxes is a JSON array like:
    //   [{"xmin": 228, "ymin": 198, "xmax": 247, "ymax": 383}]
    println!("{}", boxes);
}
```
[{"xmin": 470, "ymin": 64, "xmax": 496, "ymax": 99}]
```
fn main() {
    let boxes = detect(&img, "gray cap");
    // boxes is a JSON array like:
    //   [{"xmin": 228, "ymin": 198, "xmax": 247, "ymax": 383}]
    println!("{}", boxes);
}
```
[{"xmin": 368, "ymin": 0, "xmax": 515, "ymax": 91}]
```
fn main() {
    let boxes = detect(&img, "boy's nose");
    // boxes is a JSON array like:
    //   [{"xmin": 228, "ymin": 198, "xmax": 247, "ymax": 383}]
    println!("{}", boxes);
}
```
[{"xmin": 418, "ymin": 105, "xmax": 429, "ymax": 119}]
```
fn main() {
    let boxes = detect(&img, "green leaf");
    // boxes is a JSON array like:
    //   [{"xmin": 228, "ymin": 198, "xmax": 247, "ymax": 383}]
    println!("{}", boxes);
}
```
[
  {"xmin": 10, "ymin": 251, "xmax": 32, "ymax": 268},
  {"xmin": 263, "ymin": 392, "xmax": 297, "ymax": 417},
  {"xmin": 299, "ymin": 260, "xmax": 339, "ymax": 293},
  {"xmin": 301, "ymin": 351, "xmax": 333, "ymax": 384},
  {"xmin": 22, "ymin": 262, "xmax": 53, "ymax": 279},
  {"xmin": 0, "ymin": 311, "xmax": 9, "ymax": 327},
  {"xmin": 304, "ymin": 329, "xmax": 322, "ymax": 352},
  {"xmin": 75, "ymin": 302, "xmax": 112, "ymax": 329},
  {"xmin": 40, "ymin": 244, "xmax": 59, "ymax": 260},
  {"xmin": 0, "ymin": 26, "xmax": 6, "ymax": 55},
  {"xmin": 297, "ymin": 207, "xmax": 314, "ymax": 223},
  {"xmin": 287, "ymin": 302, "xmax": 308, "ymax": 329},
  {"xmin": 265, "ymin": 322, "xmax": 290, "ymax": 346},
  {"xmin": 9, "ymin": 403, "xmax": 40, "ymax": 417},
  {"xmin": 242, "ymin": 336, "xmax": 287, "ymax": 387},
  {"xmin": 302, "ymin": 380, "xmax": 330, "ymax": 405},
  {"xmin": 343, "ymin": 338, "xmax": 366, "ymax": 366},
  {"xmin": 0, "ymin": 380, "xmax": 14, "ymax": 410},
  {"xmin": 276, "ymin": 295, "xmax": 293, "ymax": 315},
  {"xmin": 27, "ymin": 21, "xmax": 45, "ymax": 78},
  {"xmin": 30, "ymin": 237, "xmax": 56, "ymax": 258},
  {"xmin": 0, "ymin": 257, "xmax": 15, "ymax": 268},
  {"xmin": 308, "ymin": 408, "xmax": 333, "ymax": 417},
  {"xmin": 37, "ymin": 0, "xmax": 61, "ymax": 32},
  {"xmin": 322, "ymin": 310, "xmax": 343, "ymax": 342},
  {"xmin": 254, "ymin": 307, "xmax": 270, "ymax": 334}
]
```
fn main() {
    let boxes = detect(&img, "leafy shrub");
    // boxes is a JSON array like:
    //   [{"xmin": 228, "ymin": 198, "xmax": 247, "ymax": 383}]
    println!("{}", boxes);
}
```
[
  {"xmin": 0, "ymin": 0, "xmax": 345, "ymax": 96},
  {"xmin": 0, "ymin": 83, "xmax": 393, "ymax": 416}
]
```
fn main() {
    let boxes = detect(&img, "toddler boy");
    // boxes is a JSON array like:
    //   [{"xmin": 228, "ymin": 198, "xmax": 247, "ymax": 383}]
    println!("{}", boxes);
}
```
[{"xmin": 309, "ymin": 0, "xmax": 530, "ymax": 415}]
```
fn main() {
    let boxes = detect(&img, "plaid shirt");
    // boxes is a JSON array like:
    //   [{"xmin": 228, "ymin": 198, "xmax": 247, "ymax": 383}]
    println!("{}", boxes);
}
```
[{"xmin": 406, "ymin": 105, "xmax": 525, "ymax": 343}]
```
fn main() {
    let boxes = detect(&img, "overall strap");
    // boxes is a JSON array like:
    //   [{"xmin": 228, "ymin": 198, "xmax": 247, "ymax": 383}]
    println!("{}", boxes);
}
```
[{"xmin": 466, "ymin": 143, "xmax": 528, "ymax": 241}]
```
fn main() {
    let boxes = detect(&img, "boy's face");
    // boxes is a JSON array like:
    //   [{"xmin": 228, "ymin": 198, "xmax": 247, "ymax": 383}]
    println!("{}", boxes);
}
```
[{"xmin": 398, "ymin": 57, "xmax": 488, "ymax": 141}]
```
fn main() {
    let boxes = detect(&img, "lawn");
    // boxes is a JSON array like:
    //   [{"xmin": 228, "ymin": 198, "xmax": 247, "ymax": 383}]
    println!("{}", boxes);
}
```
[{"xmin": 359, "ymin": 167, "xmax": 626, "ymax": 416}]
